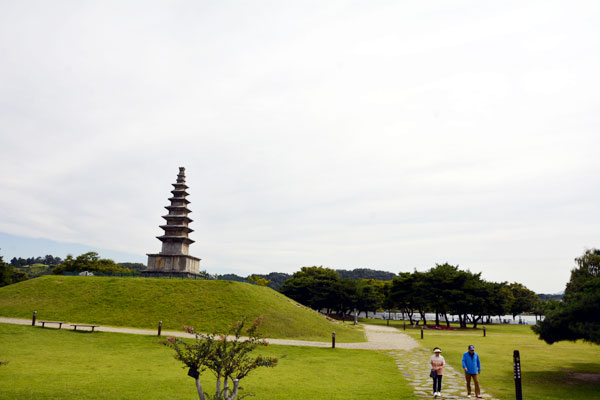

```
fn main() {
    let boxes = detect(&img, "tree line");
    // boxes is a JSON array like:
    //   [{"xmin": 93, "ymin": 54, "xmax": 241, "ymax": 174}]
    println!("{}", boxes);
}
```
[
  {"xmin": 280, "ymin": 264, "xmax": 541, "ymax": 328},
  {"xmin": 10, "ymin": 255, "xmax": 63, "ymax": 266}
]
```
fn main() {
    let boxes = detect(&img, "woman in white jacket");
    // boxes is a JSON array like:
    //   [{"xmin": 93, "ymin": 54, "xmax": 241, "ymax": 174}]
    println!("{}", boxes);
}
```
[{"xmin": 429, "ymin": 347, "xmax": 445, "ymax": 397}]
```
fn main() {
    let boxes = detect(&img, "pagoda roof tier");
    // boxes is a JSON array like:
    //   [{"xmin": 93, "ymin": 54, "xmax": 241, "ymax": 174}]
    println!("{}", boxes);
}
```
[
  {"xmin": 172, "ymin": 183, "xmax": 189, "ymax": 189},
  {"xmin": 164, "ymin": 205, "xmax": 192, "ymax": 213},
  {"xmin": 162, "ymin": 215, "xmax": 193, "ymax": 223},
  {"xmin": 156, "ymin": 235, "xmax": 195, "ymax": 245},
  {"xmin": 146, "ymin": 253, "xmax": 201, "ymax": 262},
  {"xmin": 168, "ymin": 196, "xmax": 190, "ymax": 204},
  {"xmin": 159, "ymin": 225, "xmax": 194, "ymax": 233},
  {"xmin": 170, "ymin": 191, "xmax": 189, "ymax": 198}
]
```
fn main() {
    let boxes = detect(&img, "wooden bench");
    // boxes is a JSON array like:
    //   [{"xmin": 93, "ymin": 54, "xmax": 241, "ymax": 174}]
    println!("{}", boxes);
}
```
[
  {"xmin": 70, "ymin": 324, "xmax": 100, "ymax": 332},
  {"xmin": 39, "ymin": 321, "xmax": 65, "ymax": 329}
]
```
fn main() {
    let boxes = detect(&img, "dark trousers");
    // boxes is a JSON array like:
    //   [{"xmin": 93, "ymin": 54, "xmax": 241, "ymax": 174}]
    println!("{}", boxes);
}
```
[{"xmin": 433, "ymin": 374, "xmax": 443, "ymax": 393}]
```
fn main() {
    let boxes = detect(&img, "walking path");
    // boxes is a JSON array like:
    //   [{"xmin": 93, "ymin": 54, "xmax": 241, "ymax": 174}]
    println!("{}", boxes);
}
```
[
  {"xmin": 0, "ymin": 317, "xmax": 418, "ymax": 350},
  {"xmin": 389, "ymin": 346, "xmax": 497, "ymax": 399},
  {"xmin": 0, "ymin": 317, "xmax": 496, "ymax": 398}
]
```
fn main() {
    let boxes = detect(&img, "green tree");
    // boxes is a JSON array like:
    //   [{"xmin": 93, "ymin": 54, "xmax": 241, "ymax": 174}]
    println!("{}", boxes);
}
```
[
  {"xmin": 280, "ymin": 266, "xmax": 340, "ymax": 313},
  {"xmin": 425, "ymin": 263, "xmax": 462, "ymax": 327},
  {"xmin": 483, "ymin": 282, "xmax": 513, "ymax": 323},
  {"xmin": 446, "ymin": 269, "xmax": 486, "ymax": 328},
  {"xmin": 355, "ymin": 279, "xmax": 384, "ymax": 318},
  {"xmin": 248, "ymin": 275, "xmax": 271, "ymax": 287},
  {"xmin": 0, "ymin": 254, "xmax": 27, "ymax": 287},
  {"xmin": 52, "ymin": 252, "xmax": 133, "ymax": 275},
  {"xmin": 164, "ymin": 316, "xmax": 277, "ymax": 400},
  {"xmin": 533, "ymin": 249, "xmax": 600, "ymax": 345},
  {"xmin": 508, "ymin": 282, "xmax": 540, "ymax": 320},
  {"xmin": 389, "ymin": 272, "xmax": 423, "ymax": 324}
]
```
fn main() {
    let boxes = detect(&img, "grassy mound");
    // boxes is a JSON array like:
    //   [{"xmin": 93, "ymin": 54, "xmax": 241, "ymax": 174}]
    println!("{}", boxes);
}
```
[{"xmin": 0, "ymin": 275, "xmax": 363, "ymax": 342}]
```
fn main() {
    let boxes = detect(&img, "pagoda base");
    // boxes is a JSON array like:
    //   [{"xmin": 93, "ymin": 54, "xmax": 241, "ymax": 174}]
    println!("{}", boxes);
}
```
[{"xmin": 145, "ymin": 253, "xmax": 201, "ymax": 275}]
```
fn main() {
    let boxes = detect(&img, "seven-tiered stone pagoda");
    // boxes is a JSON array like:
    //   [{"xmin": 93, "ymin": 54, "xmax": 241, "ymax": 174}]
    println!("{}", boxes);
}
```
[{"xmin": 145, "ymin": 167, "xmax": 201, "ymax": 277}]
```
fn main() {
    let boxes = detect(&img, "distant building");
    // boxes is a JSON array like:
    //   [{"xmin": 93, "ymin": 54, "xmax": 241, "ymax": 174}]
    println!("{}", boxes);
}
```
[{"xmin": 145, "ymin": 167, "xmax": 201, "ymax": 277}]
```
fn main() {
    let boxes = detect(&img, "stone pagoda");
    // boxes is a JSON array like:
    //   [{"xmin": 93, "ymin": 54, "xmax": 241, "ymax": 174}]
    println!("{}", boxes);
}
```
[{"xmin": 145, "ymin": 167, "xmax": 201, "ymax": 277}]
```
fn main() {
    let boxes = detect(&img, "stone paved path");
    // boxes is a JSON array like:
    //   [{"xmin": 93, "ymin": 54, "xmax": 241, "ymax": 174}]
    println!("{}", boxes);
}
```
[{"xmin": 388, "ymin": 346, "xmax": 497, "ymax": 400}]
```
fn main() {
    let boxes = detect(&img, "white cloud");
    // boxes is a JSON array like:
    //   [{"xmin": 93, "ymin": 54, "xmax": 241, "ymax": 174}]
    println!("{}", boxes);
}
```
[{"xmin": 1, "ymin": 1, "xmax": 599, "ymax": 292}]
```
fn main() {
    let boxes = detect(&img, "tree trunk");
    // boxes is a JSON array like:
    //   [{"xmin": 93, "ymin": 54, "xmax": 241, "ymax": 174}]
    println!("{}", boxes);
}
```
[
  {"xmin": 223, "ymin": 376, "xmax": 230, "ymax": 399},
  {"xmin": 227, "ymin": 379, "xmax": 240, "ymax": 400},
  {"xmin": 435, "ymin": 310, "xmax": 440, "ymax": 327},
  {"xmin": 443, "ymin": 313, "xmax": 450, "ymax": 327},
  {"xmin": 195, "ymin": 378, "xmax": 206, "ymax": 400},
  {"xmin": 216, "ymin": 375, "xmax": 222, "ymax": 398}
]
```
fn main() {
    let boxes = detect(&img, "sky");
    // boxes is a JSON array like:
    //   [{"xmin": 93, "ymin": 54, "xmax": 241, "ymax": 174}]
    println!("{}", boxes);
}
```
[{"xmin": 1, "ymin": 1, "xmax": 599, "ymax": 293}]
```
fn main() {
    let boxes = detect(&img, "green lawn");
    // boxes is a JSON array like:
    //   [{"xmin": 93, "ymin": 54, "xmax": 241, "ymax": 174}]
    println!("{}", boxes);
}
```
[
  {"xmin": 0, "ymin": 276, "xmax": 364, "ymax": 342},
  {"xmin": 363, "ymin": 319, "xmax": 600, "ymax": 400},
  {"xmin": 0, "ymin": 323, "xmax": 415, "ymax": 400}
]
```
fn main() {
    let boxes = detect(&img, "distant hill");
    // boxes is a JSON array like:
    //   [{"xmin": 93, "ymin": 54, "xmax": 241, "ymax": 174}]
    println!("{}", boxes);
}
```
[
  {"xmin": 537, "ymin": 293, "xmax": 563, "ymax": 301},
  {"xmin": 13, "ymin": 263, "xmax": 53, "ymax": 278},
  {"xmin": 219, "ymin": 269, "xmax": 395, "ymax": 291},
  {"xmin": 0, "ymin": 275, "xmax": 364, "ymax": 342},
  {"xmin": 336, "ymin": 268, "xmax": 396, "ymax": 281}
]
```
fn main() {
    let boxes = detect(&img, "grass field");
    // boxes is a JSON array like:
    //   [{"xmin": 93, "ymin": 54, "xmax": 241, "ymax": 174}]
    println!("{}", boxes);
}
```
[
  {"xmin": 0, "ymin": 276, "xmax": 364, "ymax": 342},
  {"xmin": 0, "ymin": 323, "xmax": 415, "ymax": 400},
  {"xmin": 363, "ymin": 319, "xmax": 600, "ymax": 400}
]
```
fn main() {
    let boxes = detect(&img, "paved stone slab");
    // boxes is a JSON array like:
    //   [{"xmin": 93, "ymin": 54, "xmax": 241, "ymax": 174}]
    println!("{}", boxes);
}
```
[{"xmin": 388, "ymin": 347, "xmax": 497, "ymax": 399}]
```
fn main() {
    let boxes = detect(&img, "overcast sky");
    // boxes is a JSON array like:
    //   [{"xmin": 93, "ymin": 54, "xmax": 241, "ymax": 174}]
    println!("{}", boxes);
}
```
[{"xmin": 1, "ymin": 1, "xmax": 599, "ymax": 293}]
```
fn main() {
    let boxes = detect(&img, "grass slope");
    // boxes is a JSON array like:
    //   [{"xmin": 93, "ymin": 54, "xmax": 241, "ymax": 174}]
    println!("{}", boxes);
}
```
[
  {"xmin": 364, "ymin": 319, "xmax": 600, "ymax": 400},
  {"xmin": 0, "ymin": 324, "xmax": 415, "ymax": 400},
  {"xmin": 0, "ymin": 276, "xmax": 364, "ymax": 342}
]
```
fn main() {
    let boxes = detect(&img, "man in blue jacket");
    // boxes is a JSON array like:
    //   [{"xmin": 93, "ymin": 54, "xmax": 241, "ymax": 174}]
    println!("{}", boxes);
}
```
[{"xmin": 462, "ymin": 344, "xmax": 482, "ymax": 398}]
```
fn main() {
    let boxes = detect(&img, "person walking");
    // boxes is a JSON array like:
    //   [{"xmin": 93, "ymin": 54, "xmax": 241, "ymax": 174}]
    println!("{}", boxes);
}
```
[
  {"xmin": 462, "ymin": 344, "xmax": 482, "ymax": 398},
  {"xmin": 429, "ymin": 347, "xmax": 445, "ymax": 397}
]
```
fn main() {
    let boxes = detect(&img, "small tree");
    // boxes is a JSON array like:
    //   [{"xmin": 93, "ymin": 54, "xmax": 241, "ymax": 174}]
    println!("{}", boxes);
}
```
[
  {"xmin": 247, "ymin": 275, "xmax": 271, "ymax": 287},
  {"xmin": 164, "ymin": 316, "xmax": 278, "ymax": 400}
]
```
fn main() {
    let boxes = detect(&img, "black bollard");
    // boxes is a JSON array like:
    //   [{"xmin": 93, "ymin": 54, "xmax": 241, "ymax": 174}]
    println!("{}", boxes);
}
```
[
  {"xmin": 483, "ymin": 326, "xmax": 486, "ymax": 337},
  {"xmin": 513, "ymin": 350, "xmax": 523, "ymax": 400},
  {"xmin": 421, "ymin": 327, "xmax": 424, "ymax": 339},
  {"xmin": 158, "ymin": 321, "xmax": 162, "ymax": 337},
  {"xmin": 32, "ymin": 310, "xmax": 37, "ymax": 326},
  {"xmin": 387, "ymin": 318, "xmax": 389, "ymax": 326},
  {"xmin": 403, "ymin": 321, "xmax": 406, "ymax": 331},
  {"xmin": 332, "ymin": 332, "xmax": 336, "ymax": 349}
]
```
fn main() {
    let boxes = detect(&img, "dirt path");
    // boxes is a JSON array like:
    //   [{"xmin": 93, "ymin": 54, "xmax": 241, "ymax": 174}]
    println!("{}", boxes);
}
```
[{"xmin": 0, "ymin": 317, "xmax": 418, "ymax": 350}]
